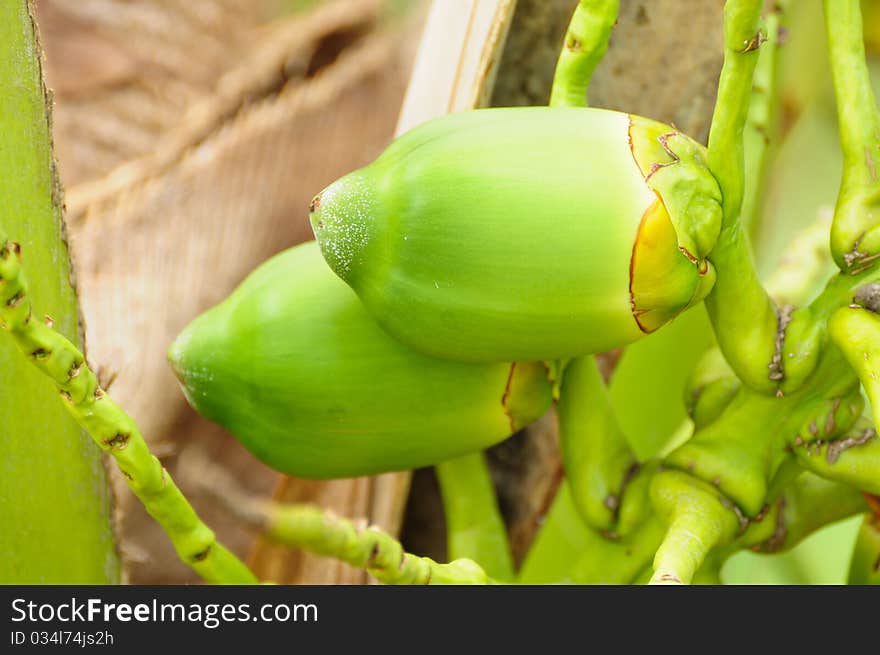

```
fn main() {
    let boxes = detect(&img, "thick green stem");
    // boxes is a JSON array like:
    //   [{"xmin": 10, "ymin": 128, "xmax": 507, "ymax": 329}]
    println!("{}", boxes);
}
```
[
  {"xmin": 435, "ymin": 452, "xmax": 514, "ymax": 581},
  {"xmin": 848, "ymin": 506, "xmax": 880, "ymax": 584},
  {"xmin": 793, "ymin": 418, "xmax": 880, "ymax": 496},
  {"xmin": 557, "ymin": 355, "xmax": 638, "ymax": 533},
  {"xmin": 548, "ymin": 0, "xmax": 619, "ymax": 108},
  {"xmin": 824, "ymin": 0, "xmax": 880, "ymax": 271},
  {"xmin": 0, "ymin": 241, "xmax": 256, "ymax": 584},
  {"xmin": 742, "ymin": 473, "xmax": 868, "ymax": 554},
  {"xmin": 186, "ymin": 450, "xmax": 495, "ymax": 584},
  {"xmin": 649, "ymin": 470, "xmax": 740, "ymax": 585},
  {"xmin": 741, "ymin": 1, "xmax": 789, "ymax": 235},
  {"xmin": 705, "ymin": 0, "xmax": 780, "ymax": 395},
  {"xmin": 828, "ymin": 304, "xmax": 880, "ymax": 431}
]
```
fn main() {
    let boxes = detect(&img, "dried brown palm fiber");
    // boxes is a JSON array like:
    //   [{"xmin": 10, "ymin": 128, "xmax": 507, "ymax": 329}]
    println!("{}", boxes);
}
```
[
  {"xmin": 63, "ymin": 0, "xmax": 385, "ymax": 210},
  {"xmin": 36, "ymin": 0, "xmax": 268, "ymax": 186},
  {"xmin": 57, "ymin": 9, "xmax": 414, "ymax": 583}
]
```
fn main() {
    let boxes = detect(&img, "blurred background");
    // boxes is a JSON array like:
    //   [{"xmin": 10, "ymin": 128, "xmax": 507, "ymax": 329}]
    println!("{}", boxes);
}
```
[{"xmin": 31, "ymin": 0, "xmax": 880, "ymax": 583}]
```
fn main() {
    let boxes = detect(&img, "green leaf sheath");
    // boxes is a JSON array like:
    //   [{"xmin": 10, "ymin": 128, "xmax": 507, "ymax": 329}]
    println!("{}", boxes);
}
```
[
  {"xmin": 0, "ymin": 242, "xmax": 256, "ymax": 584},
  {"xmin": 435, "ymin": 452, "xmax": 514, "ymax": 582},
  {"xmin": 557, "ymin": 355, "xmax": 638, "ymax": 533},
  {"xmin": 0, "ymin": 0, "xmax": 118, "ymax": 583},
  {"xmin": 705, "ymin": 0, "xmax": 780, "ymax": 395},
  {"xmin": 824, "ymin": 0, "xmax": 880, "ymax": 271},
  {"xmin": 549, "ymin": 0, "xmax": 619, "ymax": 108}
]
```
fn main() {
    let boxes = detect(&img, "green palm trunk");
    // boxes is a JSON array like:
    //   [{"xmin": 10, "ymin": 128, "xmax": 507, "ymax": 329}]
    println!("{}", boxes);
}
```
[{"xmin": 0, "ymin": 0, "xmax": 119, "ymax": 583}]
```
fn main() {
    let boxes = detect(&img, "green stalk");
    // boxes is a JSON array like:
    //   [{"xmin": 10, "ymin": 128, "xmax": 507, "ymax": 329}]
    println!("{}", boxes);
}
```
[
  {"xmin": 0, "ymin": 241, "xmax": 256, "ymax": 584},
  {"xmin": 191, "ymin": 456, "xmax": 495, "ymax": 585},
  {"xmin": 824, "ymin": 0, "xmax": 880, "ymax": 272},
  {"xmin": 741, "ymin": 1, "xmax": 789, "ymax": 235},
  {"xmin": 557, "ymin": 355, "xmax": 638, "ymax": 533},
  {"xmin": 0, "ymin": 0, "xmax": 118, "ymax": 583},
  {"xmin": 263, "ymin": 505, "xmax": 494, "ymax": 585},
  {"xmin": 549, "ymin": 0, "xmax": 619, "ymax": 107},
  {"xmin": 847, "ymin": 510, "xmax": 880, "ymax": 584},
  {"xmin": 649, "ymin": 470, "xmax": 740, "ymax": 585},
  {"xmin": 705, "ymin": 0, "xmax": 780, "ymax": 395},
  {"xmin": 435, "ymin": 452, "xmax": 514, "ymax": 582}
]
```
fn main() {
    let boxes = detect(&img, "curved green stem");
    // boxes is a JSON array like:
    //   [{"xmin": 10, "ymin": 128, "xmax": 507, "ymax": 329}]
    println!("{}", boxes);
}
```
[
  {"xmin": 557, "ymin": 355, "xmax": 638, "ymax": 533},
  {"xmin": 548, "ymin": 0, "xmax": 619, "ymax": 108},
  {"xmin": 190, "ymin": 455, "xmax": 495, "ymax": 585},
  {"xmin": 649, "ymin": 470, "xmax": 741, "ymax": 585},
  {"xmin": 705, "ymin": 0, "xmax": 780, "ymax": 395},
  {"xmin": 0, "ymin": 239, "xmax": 256, "ymax": 584},
  {"xmin": 829, "ymin": 304, "xmax": 880, "ymax": 430},
  {"xmin": 792, "ymin": 419, "xmax": 880, "ymax": 496},
  {"xmin": 742, "ymin": 473, "xmax": 868, "ymax": 554},
  {"xmin": 824, "ymin": 0, "xmax": 880, "ymax": 271},
  {"xmin": 435, "ymin": 452, "xmax": 514, "ymax": 581},
  {"xmin": 264, "ymin": 504, "xmax": 494, "ymax": 585}
]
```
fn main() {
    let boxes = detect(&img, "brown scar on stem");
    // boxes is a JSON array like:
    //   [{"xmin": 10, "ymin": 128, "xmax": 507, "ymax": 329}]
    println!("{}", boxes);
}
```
[
  {"xmin": 566, "ymin": 37, "xmax": 583, "ymax": 52},
  {"xmin": 854, "ymin": 283, "xmax": 880, "ymax": 314},
  {"xmin": 605, "ymin": 463, "xmax": 641, "ymax": 527},
  {"xmin": 865, "ymin": 493, "xmax": 880, "ymax": 519},
  {"xmin": 500, "ymin": 362, "xmax": 518, "ymax": 432},
  {"xmin": 826, "ymin": 428, "xmax": 877, "ymax": 464},
  {"xmin": 191, "ymin": 546, "xmax": 211, "ymax": 562},
  {"xmin": 824, "ymin": 397, "xmax": 842, "ymax": 436},
  {"xmin": 308, "ymin": 195, "xmax": 321, "ymax": 213},
  {"xmin": 768, "ymin": 304, "xmax": 794, "ymax": 383},
  {"xmin": 755, "ymin": 498, "xmax": 787, "ymax": 553},
  {"xmin": 719, "ymin": 496, "xmax": 750, "ymax": 534},
  {"xmin": 104, "ymin": 432, "xmax": 130, "ymax": 450},
  {"xmin": 843, "ymin": 233, "xmax": 880, "ymax": 274},
  {"xmin": 67, "ymin": 360, "xmax": 83, "ymax": 381},
  {"xmin": 737, "ymin": 29, "xmax": 767, "ymax": 54},
  {"xmin": 364, "ymin": 541, "xmax": 379, "ymax": 569}
]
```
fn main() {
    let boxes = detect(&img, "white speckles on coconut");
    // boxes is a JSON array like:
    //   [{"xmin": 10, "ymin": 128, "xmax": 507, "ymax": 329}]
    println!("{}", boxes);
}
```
[{"xmin": 309, "ymin": 172, "xmax": 375, "ymax": 279}]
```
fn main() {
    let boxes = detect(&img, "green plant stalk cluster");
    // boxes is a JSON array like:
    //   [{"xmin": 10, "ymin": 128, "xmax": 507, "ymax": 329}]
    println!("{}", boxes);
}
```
[
  {"xmin": 0, "ymin": 239, "xmax": 255, "ymax": 584},
  {"xmin": 5, "ymin": 0, "xmax": 880, "ymax": 586},
  {"xmin": 523, "ymin": 0, "xmax": 880, "ymax": 585}
]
